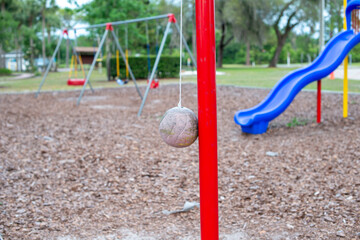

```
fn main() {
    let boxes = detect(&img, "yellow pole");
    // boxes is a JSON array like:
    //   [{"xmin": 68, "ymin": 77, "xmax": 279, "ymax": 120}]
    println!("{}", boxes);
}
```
[
  {"xmin": 75, "ymin": 54, "xmax": 78, "ymax": 78},
  {"xmin": 116, "ymin": 50, "xmax": 120, "ymax": 78},
  {"xmin": 343, "ymin": 0, "xmax": 348, "ymax": 118},
  {"xmin": 125, "ymin": 49, "xmax": 129, "ymax": 80},
  {"xmin": 79, "ymin": 55, "xmax": 86, "ymax": 79},
  {"xmin": 69, "ymin": 55, "xmax": 74, "ymax": 79}
]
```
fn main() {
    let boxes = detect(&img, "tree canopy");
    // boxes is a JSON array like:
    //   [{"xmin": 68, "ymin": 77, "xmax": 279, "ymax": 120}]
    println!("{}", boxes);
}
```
[{"xmin": 1, "ymin": 0, "xmax": 358, "ymax": 71}]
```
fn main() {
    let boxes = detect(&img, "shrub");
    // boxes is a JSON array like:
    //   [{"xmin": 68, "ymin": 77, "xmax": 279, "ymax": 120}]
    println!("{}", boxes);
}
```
[
  {"xmin": 0, "ymin": 68, "xmax": 12, "ymax": 76},
  {"xmin": 105, "ymin": 56, "xmax": 179, "ymax": 80}
]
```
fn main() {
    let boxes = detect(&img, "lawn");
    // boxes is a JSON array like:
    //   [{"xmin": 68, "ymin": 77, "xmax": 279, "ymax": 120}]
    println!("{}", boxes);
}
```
[{"xmin": 0, "ymin": 64, "xmax": 359, "ymax": 93}]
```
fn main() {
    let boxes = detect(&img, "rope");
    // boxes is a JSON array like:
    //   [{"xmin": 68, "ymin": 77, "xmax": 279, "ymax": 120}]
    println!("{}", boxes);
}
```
[
  {"xmin": 145, "ymin": 21, "xmax": 151, "ymax": 75},
  {"xmin": 125, "ymin": 24, "xmax": 129, "ymax": 80},
  {"xmin": 178, "ymin": 0, "xmax": 183, "ymax": 108}
]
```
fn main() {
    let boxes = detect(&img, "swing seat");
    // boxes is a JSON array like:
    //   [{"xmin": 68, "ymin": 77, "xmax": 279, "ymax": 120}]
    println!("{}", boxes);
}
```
[
  {"xmin": 67, "ymin": 78, "xmax": 86, "ymax": 86},
  {"xmin": 147, "ymin": 79, "xmax": 159, "ymax": 89}
]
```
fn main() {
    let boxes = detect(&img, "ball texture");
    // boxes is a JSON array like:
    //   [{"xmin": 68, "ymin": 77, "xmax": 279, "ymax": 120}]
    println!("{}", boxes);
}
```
[{"xmin": 159, "ymin": 107, "xmax": 198, "ymax": 148}]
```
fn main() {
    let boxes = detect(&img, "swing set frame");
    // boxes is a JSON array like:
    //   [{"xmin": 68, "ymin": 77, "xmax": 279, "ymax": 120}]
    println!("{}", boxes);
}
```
[{"xmin": 35, "ymin": 14, "xmax": 197, "ymax": 116}]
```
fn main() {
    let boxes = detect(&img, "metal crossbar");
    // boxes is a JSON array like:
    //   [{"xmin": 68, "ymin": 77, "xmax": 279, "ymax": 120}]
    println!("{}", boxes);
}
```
[{"xmin": 73, "ymin": 15, "xmax": 170, "ymax": 31}]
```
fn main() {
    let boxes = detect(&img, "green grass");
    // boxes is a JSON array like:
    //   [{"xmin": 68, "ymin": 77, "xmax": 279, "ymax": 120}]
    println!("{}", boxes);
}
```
[
  {"xmin": 0, "ymin": 64, "xmax": 359, "ymax": 93},
  {"xmin": 0, "ymin": 69, "xmax": 150, "ymax": 93},
  {"xmin": 286, "ymin": 117, "xmax": 309, "ymax": 128}
]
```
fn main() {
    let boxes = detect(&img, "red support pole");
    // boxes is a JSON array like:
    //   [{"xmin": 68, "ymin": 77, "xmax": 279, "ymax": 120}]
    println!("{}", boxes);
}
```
[
  {"xmin": 317, "ymin": 80, "xmax": 321, "ymax": 123},
  {"xmin": 195, "ymin": 0, "xmax": 219, "ymax": 239}
]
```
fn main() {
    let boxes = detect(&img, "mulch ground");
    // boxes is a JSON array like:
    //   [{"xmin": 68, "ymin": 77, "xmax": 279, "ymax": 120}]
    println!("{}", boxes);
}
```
[{"xmin": 0, "ymin": 83, "xmax": 359, "ymax": 240}]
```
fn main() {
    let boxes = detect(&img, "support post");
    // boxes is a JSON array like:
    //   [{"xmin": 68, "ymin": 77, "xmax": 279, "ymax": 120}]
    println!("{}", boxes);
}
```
[
  {"xmin": 174, "ymin": 21, "xmax": 197, "ymax": 68},
  {"xmin": 145, "ymin": 21, "xmax": 152, "ymax": 76},
  {"xmin": 35, "ymin": 31, "xmax": 65, "ymax": 98},
  {"xmin": 110, "ymin": 30, "xmax": 143, "ymax": 100},
  {"xmin": 195, "ymin": 0, "xmax": 219, "ymax": 239},
  {"xmin": 125, "ymin": 25, "xmax": 129, "ymax": 80},
  {"xmin": 317, "ymin": 80, "xmax": 321, "ymax": 123},
  {"xmin": 318, "ymin": 0, "xmax": 325, "ymax": 123},
  {"xmin": 343, "ymin": 0, "xmax": 348, "ymax": 118},
  {"xmin": 77, "ymin": 29, "xmax": 108, "ymax": 106},
  {"xmin": 137, "ymin": 21, "xmax": 172, "ymax": 116}
]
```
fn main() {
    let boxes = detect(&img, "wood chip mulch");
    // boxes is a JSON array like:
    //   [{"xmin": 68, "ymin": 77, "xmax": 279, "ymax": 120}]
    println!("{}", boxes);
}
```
[{"xmin": 0, "ymin": 84, "xmax": 359, "ymax": 239}]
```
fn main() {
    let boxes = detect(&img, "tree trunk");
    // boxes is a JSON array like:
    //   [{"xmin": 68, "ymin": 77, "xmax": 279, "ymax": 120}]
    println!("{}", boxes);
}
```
[
  {"xmin": 192, "ymin": 5, "xmax": 197, "ymax": 63},
  {"xmin": 217, "ymin": 22, "xmax": 233, "ymax": 68},
  {"xmin": 28, "ymin": 18, "xmax": 34, "ymax": 70},
  {"xmin": 0, "ymin": 44, "xmax": 4, "ymax": 69},
  {"xmin": 217, "ymin": 23, "xmax": 226, "ymax": 68},
  {"xmin": 56, "ymin": 44, "xmax": 60, "ymax": 72},
  {"xmin": 47, "ymin": 28, "xmax": 51, "ymax": 45},
  {"xmin": 66, "ymin": 38, "xmax": 69, "ymax": 68},
  {"xmin": 42, "ymin": 9, "xmax": 46, "ymax": 72},
  {"xmin": 30, "ymin": 37, "xmax": 34, "ymax": 70},
  {"xmin": 246, "ymin": 39, "xmax": 251, "ymax": 66},
  {"xmin": 20, "ymin": 35, "xmax": 23, "ymax": 72},
  {"xmin": 15, "ymin": 33, "xmax": 19, "ymax": 71},
  {"xmin": 1, "ymin": 1, "xmax": 5, "ymax": 13},
  {"xmin": 106, "ymin": 37, "xmax": 111, "ymax": 81},
  {"xmin": 269, "ymin": 37, "xmax": 286, "ymax": 68},
  {"xmin": 217, "ymin": 45, "xmax": 223, "ymax": 68}
]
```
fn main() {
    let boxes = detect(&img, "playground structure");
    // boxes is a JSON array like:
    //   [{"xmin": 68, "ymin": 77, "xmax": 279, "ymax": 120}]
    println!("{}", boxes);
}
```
[
  {"xmin": 35, "ymin": 14, "xmax": 197, "ymax": 116},
  {"xmin": 4, "ymin": 1, "xmax": 360, "ymax": 240},
  {"xmin": 234, "ymin": 0, "xmax": 360, "ymax": 134},
  {"xmin": 67, "ymin": 52, "xmax": 86, "ymax": 86}
]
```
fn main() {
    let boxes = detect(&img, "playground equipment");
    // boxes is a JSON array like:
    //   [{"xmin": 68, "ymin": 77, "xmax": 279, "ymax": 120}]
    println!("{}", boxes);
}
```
[
  {"xmin": 115, "ymin": 49, "xmax": 128, "ymax": 85},
  {"xmin": 159, "ymin": 0, "xmax": 198, "ymax": 149},
  {"xmin": 194, "ymin": 0, "xmax": 218, "ymax": 238},
  {"xmin": 234, "ymin": 0, "xmax": 360, "ymax": 134},
  {"xmin": 35, "ymin": 14, "xmax": 196, "ymax": 115},
  {"xmin": 125, "ymin": 25, "xmax": 129, "ymax": 82},
  {"xmin": 35, "ymin": 29, "xmax": 95, "ymax": 96},
  {"xmin": 67, "ymin": 54, "xmax": 86, "ymax": 86},
  {"xmin": 159, "ymin": 107, "xmax": 198, "ymax": 148},
  {"xmin": 145, "ymin": 21, "xmax": 159, "ymax": 89}
]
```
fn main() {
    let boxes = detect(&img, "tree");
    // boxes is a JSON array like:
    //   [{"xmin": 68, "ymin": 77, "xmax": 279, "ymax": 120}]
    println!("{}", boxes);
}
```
[
  {"xmin": 156, "ymin": 0, "xmax": 196, "ymax": 60},
  {"xmin": 326, "ymin": 0, "xmax": 343, "ymax": 39},
  {"xmin": 39, "ymin": 0, "xmax": 57, "ymax": 72},
  {"xmin": 267, "ymin": 0, "xmax": 320, "ymax": 67},
  {"xmin": 12, "ymin": 0, "xmax": 27, "ymax": 71},
  {"xmin": 0, "ymin": 0, "xmax": 20, "ymax": 68},
  {"xmin": 82, "ymin": 0, "xmax": 155, "ymax": 80},
  {"xmin": 215, "ymin": 0, "xmax": 233, "ymax": 68},
  {"xmin": 225, "ymin": 0, "xmax": 270, "ymax": 66},
  {"xmin": 59, "ymin": 7, "xmax": 77, "ymax": 68},
  {"xmin": 22, "ymin": 0, "xmax": 42, "ymax": 69}
]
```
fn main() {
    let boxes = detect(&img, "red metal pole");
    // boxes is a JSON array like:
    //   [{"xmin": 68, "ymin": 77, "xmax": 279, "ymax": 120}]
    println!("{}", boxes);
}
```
[
  {"xmin": 317, "ymin": 80, "xmax": 321, "ymax": 123},
  {"xmin": 195, "ymin": 0, "xmax": 219, "ymax": 239}
]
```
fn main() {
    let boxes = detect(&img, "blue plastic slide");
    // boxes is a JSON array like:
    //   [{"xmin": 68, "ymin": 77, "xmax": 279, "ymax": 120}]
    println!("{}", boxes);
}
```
[{"xmin": 234, "ymin": 0, "xmax": 360, "ymax": 134}]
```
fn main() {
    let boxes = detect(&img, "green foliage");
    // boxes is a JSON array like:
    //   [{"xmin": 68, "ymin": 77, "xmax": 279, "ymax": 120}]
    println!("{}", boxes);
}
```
[
  {"xmin": 106, "ymin": 56, "xmax": 179, "ymax": 79},
  {"xmin": 0, "ymin": 68, "xmax": 12, "ymax": 76},
  {"xmin": 351, "ymin": 45, "xmax": 360, "ymax": 63},
  {"xmin": 81, "ymin": 0, "xmax": 159, "ymax": 50},
  {"xmin": 286, "ymin": 117, "xmax": 308, "ymax": 128},
  {"xmin": 0, "ymin": 0, "xmax": 358, "ymax": 72}
]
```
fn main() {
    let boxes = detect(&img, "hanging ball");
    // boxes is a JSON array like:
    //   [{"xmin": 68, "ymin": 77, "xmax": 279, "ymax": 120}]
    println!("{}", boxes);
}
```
[{"xmin": 159, "ymin": 107, "xmax": 198, "ymax": 148}]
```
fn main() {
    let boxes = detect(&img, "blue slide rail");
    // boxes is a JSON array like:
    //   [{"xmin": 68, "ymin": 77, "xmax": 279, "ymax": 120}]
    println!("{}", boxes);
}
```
[{"xmin": 234, "ymin": 1, "xmax": 360, "ymax": 134}]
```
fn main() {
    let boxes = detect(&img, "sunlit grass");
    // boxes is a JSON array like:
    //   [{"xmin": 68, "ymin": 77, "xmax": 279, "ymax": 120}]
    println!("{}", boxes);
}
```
[{"xmin": 0, "ymin": 64, "xmax": 359, "ymax": 93}]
